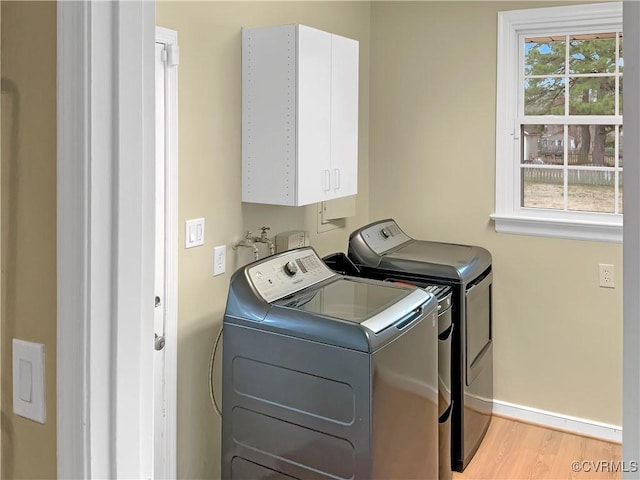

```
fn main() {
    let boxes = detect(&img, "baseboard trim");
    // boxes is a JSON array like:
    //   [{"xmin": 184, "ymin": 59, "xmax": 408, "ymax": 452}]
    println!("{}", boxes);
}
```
[{"xmin": 493, "ymin": 399, "xmax": 622, "ymax": 444}]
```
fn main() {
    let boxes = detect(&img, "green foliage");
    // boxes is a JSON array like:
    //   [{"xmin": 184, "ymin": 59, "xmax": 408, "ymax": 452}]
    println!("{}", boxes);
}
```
[
  {"xmin": 524, "ymin": 37, "xmax": 621, "ymax": 116},
  {"xmin": 524, "ymin": 40, "xmax": 565, "ymax": 115}
]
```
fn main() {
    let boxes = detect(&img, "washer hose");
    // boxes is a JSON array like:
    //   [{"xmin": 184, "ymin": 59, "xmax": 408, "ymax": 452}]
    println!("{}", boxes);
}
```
[{"xmin": 208, "ymin": 324, "xmax": 224, "ymax": 417}]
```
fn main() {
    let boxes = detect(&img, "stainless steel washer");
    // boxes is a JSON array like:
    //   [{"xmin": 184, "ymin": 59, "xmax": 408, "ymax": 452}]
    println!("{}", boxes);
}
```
[{"xmin": 222, "ymin": 247, "xmax": 439, "ymax": 480}]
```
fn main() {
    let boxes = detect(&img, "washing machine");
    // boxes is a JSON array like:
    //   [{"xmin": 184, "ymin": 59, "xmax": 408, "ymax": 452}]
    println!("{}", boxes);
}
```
[
  {"xmin": 222, "ymin": 247, "xmax": 439, "ymax": 480},
  {"xmin": 347, "ymin": 219, "xmax": 493, "ymax": 472}
]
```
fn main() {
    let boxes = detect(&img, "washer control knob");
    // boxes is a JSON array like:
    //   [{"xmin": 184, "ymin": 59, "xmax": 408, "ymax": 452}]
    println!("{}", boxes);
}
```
[
  {"xmin": 381, "ymin": 227, "xmax": 391, "ymax": 238},
  {"xmin": 283, "ymin": 261, "xmax": 298, "ymax": 277}
]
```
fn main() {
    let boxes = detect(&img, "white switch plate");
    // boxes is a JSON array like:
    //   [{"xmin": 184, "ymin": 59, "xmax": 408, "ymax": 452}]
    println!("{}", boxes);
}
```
[
  {"xmin": 214, "ymin": 245, "xmax": 226, "ymax": 276},
  {"xmin": 185, "ymin": 218, "xmax": 205, "ymax": 249},
  {"xmin": 12, "ymin": 339, "xmax": 46, "ymax": 423}
]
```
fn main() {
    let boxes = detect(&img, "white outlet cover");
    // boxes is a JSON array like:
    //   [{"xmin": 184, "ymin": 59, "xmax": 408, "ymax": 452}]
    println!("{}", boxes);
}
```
[
  {"xmin": 12, "ymin": 339, "xmax": 46, "ymax": 423},
  {"xmin": 599, "ymin": 263, "xmax": 615, "ymax": 288},
  {"xmin": 214, "ymin": 245, "xmax": 226, "ymax": 276}
]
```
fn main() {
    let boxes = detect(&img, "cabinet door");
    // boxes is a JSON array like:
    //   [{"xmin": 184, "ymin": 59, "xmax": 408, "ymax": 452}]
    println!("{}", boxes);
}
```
[
  {"xmin": 297, "ymin": 25, "xmax": 332, "ymax": 206},
  {"xmin": 242, "ymin": 25, "xmax": 298, "ymax": 205},
  {"xmin": 329, "ymin": 34, "xmax": 359, "ymax": 199}
]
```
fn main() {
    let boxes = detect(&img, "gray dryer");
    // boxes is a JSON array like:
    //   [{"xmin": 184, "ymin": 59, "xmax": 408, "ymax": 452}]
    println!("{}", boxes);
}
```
[{"xmin": 348, "ymin": 219, "xmax": 493, "ymax": 472}]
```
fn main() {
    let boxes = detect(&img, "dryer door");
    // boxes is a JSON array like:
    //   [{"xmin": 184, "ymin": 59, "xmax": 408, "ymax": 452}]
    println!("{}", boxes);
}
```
[{"xmin": 465, "ymin": 270, "xmax": 492, "ymax": 385}]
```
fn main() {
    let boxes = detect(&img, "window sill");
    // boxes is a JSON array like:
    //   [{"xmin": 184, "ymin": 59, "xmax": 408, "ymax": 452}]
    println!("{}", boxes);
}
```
[{"xmin": 490, "ymin": 214, "xmax": 622, "ymax": 243}]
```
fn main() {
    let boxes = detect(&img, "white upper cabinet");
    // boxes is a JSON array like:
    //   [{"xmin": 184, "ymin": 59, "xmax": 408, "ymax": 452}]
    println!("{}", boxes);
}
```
[{"xmin": 242, "ymin": 24, "xmax": 359, "ymax": 206}]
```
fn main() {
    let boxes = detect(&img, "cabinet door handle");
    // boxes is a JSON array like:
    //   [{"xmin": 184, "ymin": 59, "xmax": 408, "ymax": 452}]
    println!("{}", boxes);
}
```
[
  {"xmin": 334, "ymin": 169, "xmax": 340, "ymax": 190},
  {"xmin": 323, "ymin": 170, "xmax": 331, "ymax": 192}
]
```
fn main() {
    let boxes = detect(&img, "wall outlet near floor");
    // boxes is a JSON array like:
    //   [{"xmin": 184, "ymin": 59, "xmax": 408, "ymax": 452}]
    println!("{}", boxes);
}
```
[
  {"xmin": 214, "ymin": 245, "xmax": 226, "ymax": 276},
  {"xmin": 599, "ymin": 264, "xmax": 615, "ymax": 288}
]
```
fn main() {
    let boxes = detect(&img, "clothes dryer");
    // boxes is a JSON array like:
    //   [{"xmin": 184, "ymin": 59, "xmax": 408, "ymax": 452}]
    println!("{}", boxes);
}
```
[{"xmin": 348, "ymin": 220, "xmax": 493, "ymax": 471}]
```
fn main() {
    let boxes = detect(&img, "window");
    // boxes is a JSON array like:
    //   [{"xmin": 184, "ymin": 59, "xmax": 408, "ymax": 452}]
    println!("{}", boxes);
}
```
[{"xmin": 493, "ymin": 2, "xmax": 623, "ymax": 242}]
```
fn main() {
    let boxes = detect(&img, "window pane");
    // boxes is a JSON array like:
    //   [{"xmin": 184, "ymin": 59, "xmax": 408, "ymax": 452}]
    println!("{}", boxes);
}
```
[
  {"xmin": 619, "ymin": 34, "xmax": 624, "ymax": 73},
  {"xmin": 619, "ymin": 125, "xmax": 623, "ymax": 167},
  {"xmin": 567, "ymin": 170, "xmax": 615, "ymax": 213},
  {"xmin": 619, "ymin": 75, "xmax": 623, "ymax": 114},
  {"xmin": 619, "ymin": 171, "xmax": 624, "ymax": 214},
  {"xmin": 522, "ymin": 124, "xmax": 564, "ymax": 164},
  {"xmin": 567, "ymin": 125, "xmax": 616, "ymax": 166},
  {"xmin": 525, "ymin": 78, "xmax": 565, "ymax": 115},
  {"xmin": 525, "ymin": 39, "xmax": 566, "ymax": 75},
  {"xmin": 569, "ymin": 76, "xmax": 615, "ymax": 115},
  {"xmin": 522, "ymin": 167, "xmax": 564, "ymax": 210},
  {"xmin": 569, "ymin": 36, "xmax": 617, "ymax": 74}
]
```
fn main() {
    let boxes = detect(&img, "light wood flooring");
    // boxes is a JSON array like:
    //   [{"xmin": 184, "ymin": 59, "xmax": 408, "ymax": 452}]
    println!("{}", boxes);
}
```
[{"xmin": 453, "ymin": 416, "xmax": 622, "ymax": 480}]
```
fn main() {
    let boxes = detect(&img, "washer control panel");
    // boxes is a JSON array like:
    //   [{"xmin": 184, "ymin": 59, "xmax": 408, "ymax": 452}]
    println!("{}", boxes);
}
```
[
  {"xmin": 247, "ymin": 247, "xmax": 336, "ymax": 303},
  {"xmin": 358, "ymin": 220, "xmax": 412, "ymax": 254}
]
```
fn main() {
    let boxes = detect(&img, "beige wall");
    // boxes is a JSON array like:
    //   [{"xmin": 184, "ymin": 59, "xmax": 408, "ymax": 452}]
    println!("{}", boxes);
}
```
[
  {"xmin": 0, "ymin": 2, "xmax": 57, "ymax": 478},
  {"xmin": 156, "ymin": 2, "xmax": 370, "ymax": 478},
  {"xmin": 370, "ymin": 1, "xmax": 622, "ymax": 425}
]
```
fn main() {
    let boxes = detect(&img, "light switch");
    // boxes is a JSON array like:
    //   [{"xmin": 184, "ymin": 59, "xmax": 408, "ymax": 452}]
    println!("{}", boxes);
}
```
[
  {"xmin": 12, "ymin": 339, "xmax": 46, "ymax": 423},
  {"xmin": 19, "ymin": 359, "xmax": 32, "ymax": 402},
  {"xmin": 185, "ymin": 218, "xmax": 205, "ymax": 249}
]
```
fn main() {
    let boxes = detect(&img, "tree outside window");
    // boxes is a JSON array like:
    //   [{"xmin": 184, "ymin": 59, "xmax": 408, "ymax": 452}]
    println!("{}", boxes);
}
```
[{"xmin": 521, "ymin": 33, "xmax": 622, "ymax": 214}]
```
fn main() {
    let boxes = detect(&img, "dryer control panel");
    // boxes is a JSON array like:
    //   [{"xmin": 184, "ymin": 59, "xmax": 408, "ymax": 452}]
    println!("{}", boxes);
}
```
[
  {"xmin": 247, "ymin": 247, "xmax": 336, "ymax": 303},
  {"xmin": 357, "ymin": 219, "xmax": 412, "ymax": 254}
]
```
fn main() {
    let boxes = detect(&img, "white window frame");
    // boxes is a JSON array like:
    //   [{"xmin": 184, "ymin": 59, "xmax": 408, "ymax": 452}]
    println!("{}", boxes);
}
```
[{"xmin": 492, "ymin": 2, "xmax": 624, "ymax": 243}]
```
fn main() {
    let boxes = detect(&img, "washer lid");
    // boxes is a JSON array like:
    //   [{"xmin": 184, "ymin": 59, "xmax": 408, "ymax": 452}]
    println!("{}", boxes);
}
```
[
  {"xmin": 381, "ymin": 240, "xmax": 491, "ymax": 282},
  {"xmin": 274, "ymin": 277, "xmax": 430, "ymax": 333},
  {"xmin": 348, "ymin": 219, "xmax": 491, "ymax": 282}
]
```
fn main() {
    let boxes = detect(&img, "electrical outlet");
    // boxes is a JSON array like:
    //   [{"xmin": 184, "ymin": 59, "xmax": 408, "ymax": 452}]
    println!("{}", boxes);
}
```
[
  {"xmin": 599, "ymin": 264, "xmax": 615, "ymax": 288},
  {"xmin": 214, "ymin": 245, "xmax": 226, "ymax": 276}
]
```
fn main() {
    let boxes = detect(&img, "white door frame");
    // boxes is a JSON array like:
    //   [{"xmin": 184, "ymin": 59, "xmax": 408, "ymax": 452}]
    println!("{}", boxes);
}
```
[
  {"xmin": 56, "ymin": 0, "xmax": 640, "ymax": 477},
  {"xmin": 154, "ymin": 26, "xmax": 179, "ymax": 480},
  {"xmin": 623, "ymin": 1, "xmax": 640, "ymax": 475},
  {"xmin": 57, "ymin": 1, "xmax": 156, "ymax": 478}
]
